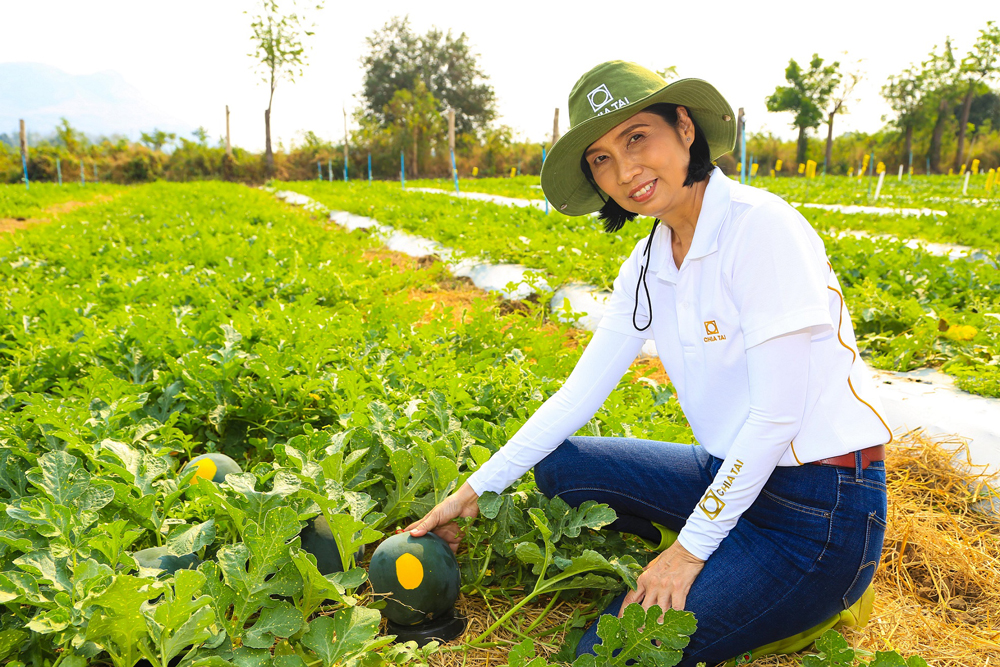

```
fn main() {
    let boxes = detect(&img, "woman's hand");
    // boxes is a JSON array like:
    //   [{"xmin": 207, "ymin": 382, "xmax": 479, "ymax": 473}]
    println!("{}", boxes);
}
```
[
  {"xmin": 403, "ymin": 482, "xmax": 480, "ymax": 553},
  {"xmin": 619, "ymin": 540, "xmax": 705, "ymax": 617}
]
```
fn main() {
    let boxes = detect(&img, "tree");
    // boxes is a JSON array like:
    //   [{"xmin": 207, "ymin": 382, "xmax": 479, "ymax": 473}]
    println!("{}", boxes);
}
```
[
  {"xmin": 140, "ymin": 129, "xmax": 176, "ymax": 152},
  {"xmin": 360, "ymin": 16, "xmax": 496, "ymax": 136},
  {"xmin": 192, "ymin": 127, "xmax": 209, "ymax": 146},
  {"xmin": 766, "ymin": 55, "xmax": 841, "ymax": 165},
  {"xmin": 823, "ymin": 60, "xmax": 863, "ymax": 173},
  {"xmin": 384, "ymin": 80, "xmax": 444, "ymax": 178},
  {"xmin": 922, "ymin": 39, "xmax": 959, "ymax": 173},
  {"xmin": 55, "ymin": 117, "xmax": 86, "ymax": 155},
  {"xmin": 656, "ymin": 66, "xmax": 679, "ymax": 82},
  {"xmin": 953, "ymin": 21, "xmax": 1000, "ymax": 170},
  {"xmin": 882, "ymin": 65, "xmax": 927, "ymax": 171},
  {"xmin": 247, "ymin": 0, "xmax": 322, "ymax": 177}
]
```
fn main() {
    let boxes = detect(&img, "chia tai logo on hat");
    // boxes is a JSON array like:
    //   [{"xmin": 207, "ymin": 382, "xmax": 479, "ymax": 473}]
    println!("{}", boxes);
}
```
[{"xmin": 586, "ymin": 83, "xmax": 630, "ymax": 117}]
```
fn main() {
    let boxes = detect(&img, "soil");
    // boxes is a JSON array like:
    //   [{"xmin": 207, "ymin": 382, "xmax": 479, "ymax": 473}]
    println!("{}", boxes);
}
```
[{"xmin": 0, "ymin": 195, "xmax": 116, "ymax": 234}]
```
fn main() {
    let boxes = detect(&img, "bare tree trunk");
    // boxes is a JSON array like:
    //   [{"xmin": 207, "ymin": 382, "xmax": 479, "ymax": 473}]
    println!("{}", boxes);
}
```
[
  {"xmin": 411, "ymin": 125, "xmax": 418, "ymax": 178},
  {"xmin": 265, "ymin": 107, "xmax": 274, "ymax": 177},
  {"xmin": 929, "ymin": 97, "xmax": 949, "ymax": 174},
  {"xmin": 825, "ymin": 112, "xmax": 835, "ymax": 174},
  {"xmin": 904, "ymin": 125, "xmax": 913, "ymax": 170},
  {"xmin": 796, "ymin": 126, "xmax": 808, "ymax": 166},
  {"xmin": 953, "ymin": 83, "xmax": 976, "ymax": 171}
]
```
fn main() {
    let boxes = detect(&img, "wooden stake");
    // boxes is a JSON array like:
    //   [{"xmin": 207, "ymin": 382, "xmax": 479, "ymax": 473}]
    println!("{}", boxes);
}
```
[
  {"xmin": 552, "ymin": 108, "xmax": 560, "ymax": 145},
  {"xmin": 225, "ymin": 105, "xmax": 232, "ymax": 158},
  {"xmin": 19, "ymin": 119, "xmax": 29, "ymax": 188},
  {"xmin": 343, "ymin": 107, "xmax": 349, "ymax": 181},
  {"xmin": 448, "ymin": 108, "xmax": 458, "ymax": 193},
  {"xmin": 447, "ymin": 108, "xmax": 456, "ymax": 153}
]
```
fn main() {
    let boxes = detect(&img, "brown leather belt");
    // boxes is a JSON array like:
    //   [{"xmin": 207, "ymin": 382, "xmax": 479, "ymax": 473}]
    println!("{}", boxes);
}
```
[{"xmin": 809, "ymin": 445, "xmax": 885, "ymax": 470}]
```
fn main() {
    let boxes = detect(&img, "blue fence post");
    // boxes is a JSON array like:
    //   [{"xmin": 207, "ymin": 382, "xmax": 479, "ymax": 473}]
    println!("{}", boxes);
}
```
[
  {"xmin": 80, "ymin": 159, "xmax": 85, "ymax": 186},
  {"xmin": 93, "ymin": 162, "xmax": 98, "ymax": 183},
  {"xmin": 343, "ymin": 159, "xmax": 348, "ymax": 182},
  {"xmin": 400, "ymin": 151, "xmax": 405, "ymax": 188},
  {"xmin": 368, "ymin": 154, "xmax": 372, "ymax": 183},
  {"xmin": 328, "ymin": 159, "xmax": 332, "ymax": 182},
  {"xmin": 56, "ymin": 157, "xmax": 62, "ymax": 186},
  {"xmin": 926, "ymin": 157, "xmax": 930, "ymax": 175},
  {"xmin": 451, "ymin": 149, "xmax": 459, "ymax": 194},
  {"xmin": 317, "ymin": 161, "xmax": 321, "ymax": 181},
  {"xmin": 542, "ymin": 146, "xmax": 549, "ymax": 215},
  {"xmin": 739, "ymin": 116, "xmax": 747, "ymax": 185},
  {"xmin": 749, "ymin": 153, "xmax": 755, "ymax": 184}
]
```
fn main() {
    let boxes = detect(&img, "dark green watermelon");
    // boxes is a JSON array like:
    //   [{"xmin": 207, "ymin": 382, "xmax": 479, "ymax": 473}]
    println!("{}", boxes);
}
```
[
  {"xmin": 368, "ymin": 532, "xmax": 460, "ymax": 626},
  {"xmin": 182, "ymin": 452, "xmax": 242, "ymax": 484},
  {"xmin": 300, "ymin": 515, "xmax": 344, "ymax": 575},
  {"xmin": 299, "ymin": 515, "xmax": 365, "ymax": 575},
  {"xmin": 134, "ymin": 546, "xmax": 200, "ymax": 576}
]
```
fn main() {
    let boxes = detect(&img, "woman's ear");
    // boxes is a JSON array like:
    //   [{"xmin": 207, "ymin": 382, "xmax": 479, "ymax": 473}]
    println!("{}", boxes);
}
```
[{"xmin": 675, "ymin": 106, "xmax": 695, "ymax": 144}]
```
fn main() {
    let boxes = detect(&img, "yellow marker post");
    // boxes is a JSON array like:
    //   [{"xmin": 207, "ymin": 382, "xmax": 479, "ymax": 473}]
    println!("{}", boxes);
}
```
[
  {"xmin": 798, "ymin": 163, "xmax": 805, "ymax": 174},
  {"xmin": 510, "ymin": 167, "xmax": 516, "ymax": 178},
  {"xmin": 472, "ymin": 166, "xmax": 478, "ymax": 177},
  {"xmin": 959, "ymin": 164, "xmax": 966, "ymax": 175},
  {"xmin": 949, "ymin": 168, "xmax": 954, "ymax": 176},
  {"xmin": 972, "ymin": 159, "xmax": 980, "ymax": 175},
  {"xmin": 876, "ymin": 161, "xmax": 885, "ymax": 175},
  {"xmin": 750, "ymin": 163, "xmax": 759, "ymax": 177},
  {"xmin": 770, "ymin": 169, "xmax": 776, "ymax": 178},
  {"xmin": 987, "ymin": 169, "xmax": 996, "ymax": 193},
  {"xmin": 775, "ymin": 159, "xmax": 783, "ymax": 172},
  {"xmin": 805, "ymin": 160, "xmax": 817, "ymax": 179}
]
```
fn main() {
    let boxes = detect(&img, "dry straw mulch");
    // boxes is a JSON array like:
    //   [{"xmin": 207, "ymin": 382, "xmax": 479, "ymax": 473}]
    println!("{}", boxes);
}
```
[{"xmin": 427, "ymin": 431, "xmax": 1000, "ymax": 667}]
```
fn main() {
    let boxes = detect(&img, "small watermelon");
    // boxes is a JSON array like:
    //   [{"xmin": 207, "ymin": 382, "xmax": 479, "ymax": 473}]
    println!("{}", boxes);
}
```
[
  {"xmin": 299, "ymin": 515, "xmax": 366, "ymax": 575},
  {"xmin": 182, "ymin": 452, "xmax": 242, "ymax": 485},
  {"xmin": 133, "ymin": 546, "xmax": 200, "ymax": 576},
  {"xmin": 300, "ymin": 515, "xmax": 345, "ymax": 574},
  {"xmin": 368, "ymin": 533, "xmax": 460, "ymax": 626}
]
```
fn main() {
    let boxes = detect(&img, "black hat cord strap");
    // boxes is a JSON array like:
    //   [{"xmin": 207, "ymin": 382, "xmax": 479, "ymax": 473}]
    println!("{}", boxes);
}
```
[{"xmin": 632, "ymin": 218, "xmax": 660, "ymax": 332}]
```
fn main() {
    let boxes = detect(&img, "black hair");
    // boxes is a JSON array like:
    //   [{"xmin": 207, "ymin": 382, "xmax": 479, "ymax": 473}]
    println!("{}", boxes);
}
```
[{"xmin": 580, "ymin": 103, "xmax": 714, "ymax": 233}]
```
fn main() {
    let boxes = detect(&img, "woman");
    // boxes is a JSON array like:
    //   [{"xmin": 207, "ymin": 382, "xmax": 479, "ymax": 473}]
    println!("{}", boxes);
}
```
[{"xmin": 407, "ymin": 61, "xmax": 890, "ymax": 666}]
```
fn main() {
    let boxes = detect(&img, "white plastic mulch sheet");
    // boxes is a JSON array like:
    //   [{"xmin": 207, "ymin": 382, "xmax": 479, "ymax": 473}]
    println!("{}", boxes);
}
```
[{"xmin": 272, "ymin": 189, "xmax": 1000, "ymax": 475}]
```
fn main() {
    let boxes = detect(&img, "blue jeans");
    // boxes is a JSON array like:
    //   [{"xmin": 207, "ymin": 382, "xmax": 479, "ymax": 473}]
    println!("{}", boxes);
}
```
[{"xmin": 533, "ymin": 436, "xmax": 887, "ymax": 667}]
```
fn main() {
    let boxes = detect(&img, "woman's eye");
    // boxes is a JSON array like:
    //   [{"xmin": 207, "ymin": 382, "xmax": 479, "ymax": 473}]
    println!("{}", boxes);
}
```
[
  {"xmin": 628, "ymin": 134, "xmax": 643, "ymax": 145},
  {"xmin": 593, "ymin": 155, "xmax": 606, "ymax": 166}
]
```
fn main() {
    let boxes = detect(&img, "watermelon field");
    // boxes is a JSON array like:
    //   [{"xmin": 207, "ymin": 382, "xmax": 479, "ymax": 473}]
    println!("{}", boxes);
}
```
[{"xmin": 1, "ymin": 176, "xmax": 998, "ymax": 667}]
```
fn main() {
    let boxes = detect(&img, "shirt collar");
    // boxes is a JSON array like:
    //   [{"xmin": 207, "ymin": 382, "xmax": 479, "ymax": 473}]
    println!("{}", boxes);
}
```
[{"xmin": 654, "ymin": 167, "xmax": 732, "ymax": 282}]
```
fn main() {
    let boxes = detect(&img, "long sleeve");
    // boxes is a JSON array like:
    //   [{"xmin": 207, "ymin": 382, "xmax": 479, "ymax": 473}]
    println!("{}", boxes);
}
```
[
  {"xmin": 467, "ymin": 328, "xmax": 646, "ymax": 495},
  {"xmin": 677, "ymin": 328, "xmax": 812, "ymax": 561}
]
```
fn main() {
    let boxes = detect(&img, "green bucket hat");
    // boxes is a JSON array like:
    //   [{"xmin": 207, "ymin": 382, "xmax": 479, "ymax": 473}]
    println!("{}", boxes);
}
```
[{"xmin": 540, "ymin": 60, "xmax": 737, "ymax": 216}]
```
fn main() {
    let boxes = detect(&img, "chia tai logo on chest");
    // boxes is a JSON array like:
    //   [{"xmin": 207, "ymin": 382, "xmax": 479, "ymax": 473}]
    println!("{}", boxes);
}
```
[{"xmin": 704, "ymin": 320, "xmax": 726, "ymax": 343}]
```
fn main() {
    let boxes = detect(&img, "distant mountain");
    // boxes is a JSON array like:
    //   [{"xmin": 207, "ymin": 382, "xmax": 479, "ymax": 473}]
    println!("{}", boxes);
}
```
[{"xmin": 0, "ymin": 62, "xmax": 195, "ymax": 139}]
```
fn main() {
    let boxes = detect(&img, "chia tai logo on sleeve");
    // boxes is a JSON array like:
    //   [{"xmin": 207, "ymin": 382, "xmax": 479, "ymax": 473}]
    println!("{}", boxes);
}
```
[{"xmin": 587, "ymin": 84, "xmax": 631, "ymax": 117}]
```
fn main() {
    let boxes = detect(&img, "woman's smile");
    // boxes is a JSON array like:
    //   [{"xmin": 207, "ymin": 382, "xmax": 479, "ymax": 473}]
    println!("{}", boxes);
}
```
[{"xmin": 629, "ymin": 178, "xmax": 657, "ymax": 203}]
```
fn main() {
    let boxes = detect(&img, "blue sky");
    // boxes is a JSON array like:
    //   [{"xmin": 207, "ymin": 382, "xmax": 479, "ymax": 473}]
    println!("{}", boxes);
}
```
[{"xmin": 3, "ymin": 1, "xmax": 996, "ymax": 151}]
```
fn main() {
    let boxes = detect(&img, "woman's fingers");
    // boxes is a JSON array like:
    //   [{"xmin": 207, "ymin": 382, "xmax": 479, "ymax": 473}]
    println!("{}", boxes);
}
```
[{"xmin": 619, "ymin": 582, "xmax": 646, "ymax": 618}]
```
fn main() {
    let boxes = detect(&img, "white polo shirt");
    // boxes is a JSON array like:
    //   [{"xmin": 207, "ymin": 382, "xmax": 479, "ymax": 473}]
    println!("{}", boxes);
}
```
[{"xmin": 597, "ymin": 167, "xmax": 892, "ymax": 467}]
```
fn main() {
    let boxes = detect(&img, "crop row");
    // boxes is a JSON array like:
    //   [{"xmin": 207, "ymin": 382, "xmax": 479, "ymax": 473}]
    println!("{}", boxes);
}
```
[
  {"xmin": 0, "ymin": 181, "xmax": 703, "ymax": 666},
  {"xmin": 280, "ymin": 181, "xmax": 1000, "ymax": 397}
]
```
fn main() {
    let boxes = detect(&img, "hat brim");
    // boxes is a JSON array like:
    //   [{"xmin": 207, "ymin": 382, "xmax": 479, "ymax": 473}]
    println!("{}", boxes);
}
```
[{"xmin": 540, "ymin": 78, "xmax": 736, "ymax": 217}]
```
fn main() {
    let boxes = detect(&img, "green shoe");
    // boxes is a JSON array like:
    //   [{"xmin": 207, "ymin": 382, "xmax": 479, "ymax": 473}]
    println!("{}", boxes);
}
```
[
  {"xmin": 639, "ymin": 522, "xmax": 678, "ymax": 551},
  {"xmin": 723, "ymin": 584, "xmax": 875, "ymax": 665}
]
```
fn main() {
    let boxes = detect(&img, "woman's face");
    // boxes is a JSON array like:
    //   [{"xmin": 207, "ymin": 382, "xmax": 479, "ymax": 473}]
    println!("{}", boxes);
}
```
[{"xmin": 584, "ymin": 107, "xmax": 695, "ymax": 219}]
